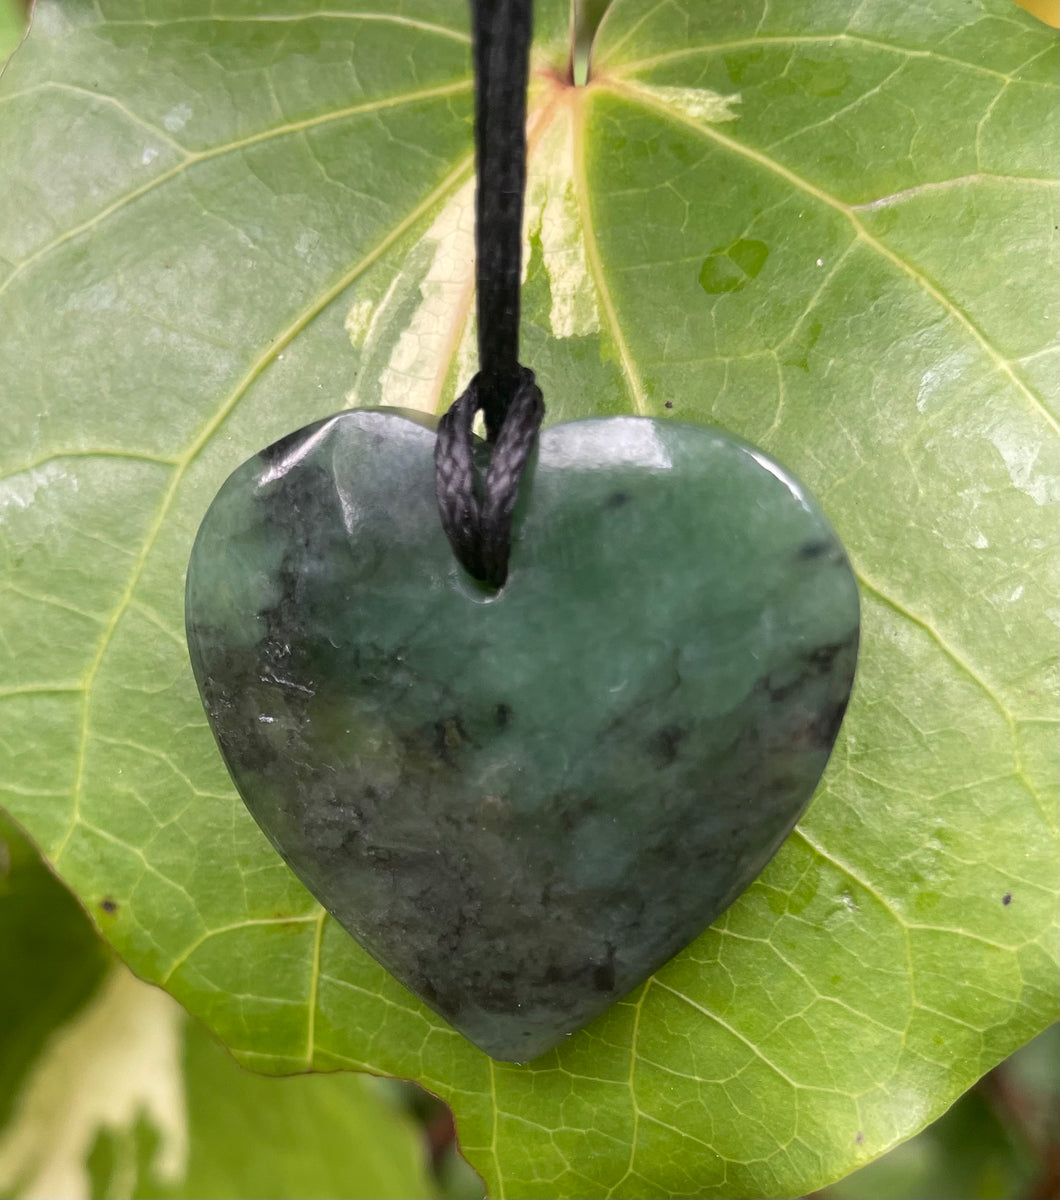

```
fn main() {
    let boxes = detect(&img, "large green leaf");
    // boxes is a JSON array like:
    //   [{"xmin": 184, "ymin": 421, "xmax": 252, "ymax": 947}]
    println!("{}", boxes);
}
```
[{"xmin": 0, "ymin": 0, "xmax": 1057, "ymax": 1197}]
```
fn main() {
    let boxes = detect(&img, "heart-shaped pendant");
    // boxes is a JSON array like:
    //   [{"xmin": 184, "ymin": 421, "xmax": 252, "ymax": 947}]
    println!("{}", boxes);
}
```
[{"xmin": 186, "ymin": 409, "xmax": 859, "ymax": 1061}]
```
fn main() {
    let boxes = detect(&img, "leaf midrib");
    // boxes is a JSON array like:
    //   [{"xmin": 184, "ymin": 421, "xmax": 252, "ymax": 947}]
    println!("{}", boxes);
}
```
[
  {"xmin": 49, "ymin": 150, "xmax": 475, "ymax": 866},
  {"xmin": 571, "ymin": 88, "xmax": 647, "ymax": 413},
  {"xmin": 100, "ymin": 10, "xmax": 472, "ymax": 41}
]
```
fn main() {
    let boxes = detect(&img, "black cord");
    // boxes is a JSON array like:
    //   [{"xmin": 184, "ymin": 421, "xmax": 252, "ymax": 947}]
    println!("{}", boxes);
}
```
[
  {"xmin": 470, "ymin": 0, "xmax": 532, "ymax": 436},
  {"xmin": 434, "ymin": 0, "xmax": 544, "ymax": 589}
]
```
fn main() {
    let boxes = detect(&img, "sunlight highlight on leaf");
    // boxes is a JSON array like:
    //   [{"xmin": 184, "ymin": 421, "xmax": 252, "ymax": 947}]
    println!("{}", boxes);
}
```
[{"xmin": 0, "ymin": 0, "xmax": 1056, "ymax": 1196}]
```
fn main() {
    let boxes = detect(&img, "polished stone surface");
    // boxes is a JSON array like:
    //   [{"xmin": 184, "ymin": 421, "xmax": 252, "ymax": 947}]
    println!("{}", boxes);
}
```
[{"xmin": 186, "ymin": 410, "xmax": 859, "ymax": 1061}]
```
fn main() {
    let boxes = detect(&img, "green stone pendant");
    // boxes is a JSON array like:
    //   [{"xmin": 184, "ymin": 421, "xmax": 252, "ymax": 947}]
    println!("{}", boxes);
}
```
[{"xmin": 185, "ymin": 410, "xmax": 859, "ymax": 1061}]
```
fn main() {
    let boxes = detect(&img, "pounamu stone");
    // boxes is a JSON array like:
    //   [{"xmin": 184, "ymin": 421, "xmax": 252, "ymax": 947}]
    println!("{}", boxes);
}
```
[{"xmin": 185, "ymin": 411, "xmax": 859, "ymax": 1062}]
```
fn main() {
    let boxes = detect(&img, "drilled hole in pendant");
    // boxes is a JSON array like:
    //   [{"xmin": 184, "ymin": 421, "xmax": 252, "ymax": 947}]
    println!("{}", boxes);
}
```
[{"xmin": 450, "ymin": 565, "xmax": 504, "ymax": 604}]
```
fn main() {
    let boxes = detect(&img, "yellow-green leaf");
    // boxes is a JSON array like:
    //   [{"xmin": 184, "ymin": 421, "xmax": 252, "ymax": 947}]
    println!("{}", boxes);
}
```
[{"xmin": 0, "ymin": 1, "xmax": 1056, "ymax": 1197}]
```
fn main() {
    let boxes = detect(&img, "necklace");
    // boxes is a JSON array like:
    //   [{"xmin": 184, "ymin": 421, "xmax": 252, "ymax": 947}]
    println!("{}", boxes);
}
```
[{"xmin": 186, "ymin": 0, "xmax": 859, "ymax": 1063}]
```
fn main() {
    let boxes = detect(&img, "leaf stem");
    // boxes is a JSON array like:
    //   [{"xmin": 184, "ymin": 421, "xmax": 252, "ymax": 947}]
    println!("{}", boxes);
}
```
[{"xmin": 569, "ymin": 0, "xmax": 611, "ymax": 85}]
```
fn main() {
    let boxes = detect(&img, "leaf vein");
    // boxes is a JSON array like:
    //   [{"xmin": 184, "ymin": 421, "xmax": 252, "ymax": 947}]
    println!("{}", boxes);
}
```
[
  {"xmin": 607, "ymin": 32, "xmax": 1047, "ymax": 87},
  {"xmin": 160, "ymin": 914, "xmax": 321, "ymax": 986},
  {"xmin": 100, "ymin": 11, "xmax": 471, "ymax": 42},
  {"xmin": 0, "ymin": 449, "xmax": 180, "ymax": 484},
  {"xmin": 0, "ymin": 78, "xmax": 472, "ymax": 304},
  {"xmin": 305, "ymin": 908, "xmax": 327, "ymax": 1068},
  {"xmin": 604, "ymin": 78, "xmax": 1060, "ymax": 435},
  {"xmin": 572, "ymin": 93, "xmax": 648, "ymax": 413},
  {"xmin": 651, "ymin": 977, "xmax": 804, "ymax": 1089}
]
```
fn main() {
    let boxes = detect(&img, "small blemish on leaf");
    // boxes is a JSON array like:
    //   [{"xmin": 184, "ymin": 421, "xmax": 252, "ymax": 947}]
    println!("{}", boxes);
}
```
[
  {"xmin": 100, "ymin": 897, "xmax": 118, "ymax": 914},
  {"xmin": 162, "ymin": 101, "xmax": 192, "ymax": 132},
  {"xmin": 344, "ymin": 299, "xmax": 374, "ymax": 347},
  {"xmin": 791, "ymin": 55, "xmax": 851, "ymax": 98},
  {"xmin": 699, "ymin": 238, "xmax": 770, "ymax": 294},
  {"xmin": 1002, "ymin": 892, "xmax": 1012, "ymax": 906},
  {"xmin": 633, "ymin": 83, "xmax": 741, "ymax": 124}
]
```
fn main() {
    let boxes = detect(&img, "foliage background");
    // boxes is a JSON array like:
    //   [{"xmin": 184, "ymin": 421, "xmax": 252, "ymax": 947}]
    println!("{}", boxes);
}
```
[
  {"xmin": 0, "ymin": 0, "xmax": 1057, "ymax": 1196},
  {"xmin": 2, "ymin": 809, "xmax": 1058, "ymax": 1199}
]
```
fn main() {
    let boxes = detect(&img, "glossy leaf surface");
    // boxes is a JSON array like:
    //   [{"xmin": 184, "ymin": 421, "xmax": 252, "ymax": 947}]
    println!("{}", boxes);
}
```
[{"xmin": 0, "ymin": 0, "xmax": 1057, "ymax": 1196}]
